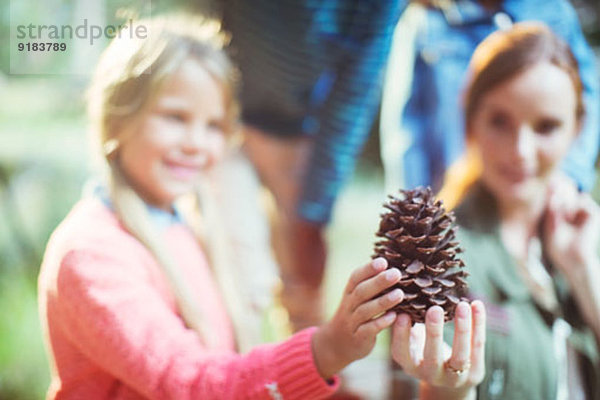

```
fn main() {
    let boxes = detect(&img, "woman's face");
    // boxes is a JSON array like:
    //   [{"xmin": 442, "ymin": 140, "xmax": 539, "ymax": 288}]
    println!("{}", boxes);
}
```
[
  {"xmin": 118, "ymin": 58, "xmax": 228, "ymax": 210},
  {"xmin": 469, "ymin": 61, "xmax": 579, "ymax": 206}
]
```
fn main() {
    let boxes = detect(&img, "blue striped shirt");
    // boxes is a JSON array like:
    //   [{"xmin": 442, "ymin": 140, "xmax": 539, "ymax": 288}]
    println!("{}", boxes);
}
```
[{"xmin": 223, "ymin": 0, "xmax": 407, "ymax": 223}]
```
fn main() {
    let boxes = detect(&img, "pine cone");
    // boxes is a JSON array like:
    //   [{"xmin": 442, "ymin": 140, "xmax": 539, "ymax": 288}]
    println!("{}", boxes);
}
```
[{"xmin": 373, "ymin": 187, "xmax": 468, "ymax": 323}]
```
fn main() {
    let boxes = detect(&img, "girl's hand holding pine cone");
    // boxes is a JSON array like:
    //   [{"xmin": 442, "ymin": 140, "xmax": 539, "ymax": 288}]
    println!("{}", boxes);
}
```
[{"xmin": 311, "ymin": 257, "xmax": 404, "ymax": 380}]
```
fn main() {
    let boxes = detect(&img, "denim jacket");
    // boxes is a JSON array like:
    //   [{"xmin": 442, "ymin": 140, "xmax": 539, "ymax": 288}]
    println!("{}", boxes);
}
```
[{"xmin": 401, "ymin": 0, "xmax": 600, "ymax": 191}]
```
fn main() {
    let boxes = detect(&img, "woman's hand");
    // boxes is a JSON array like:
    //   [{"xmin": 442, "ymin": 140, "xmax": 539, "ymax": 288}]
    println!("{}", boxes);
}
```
[
  {"xmin": 311, "ymin": 258, "xmax": 403, "ymax": 379},
  {"xmin": 543, "ymin": 184, "xmax": 600, "ymax": 277},
  {"xmin": 391, "ymin": 301, "xmax": 486, "ymax": 400},
  {"xmin": 543, "ymin": 181, "xmax": 600, "ymax": 341}
]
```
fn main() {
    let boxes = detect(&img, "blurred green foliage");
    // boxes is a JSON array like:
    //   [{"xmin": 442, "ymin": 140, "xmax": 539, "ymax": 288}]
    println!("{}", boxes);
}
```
[
  {"xmin": 0, "ymin": 268, "xmax": 49, "ymax": 399},
  {"xmin": 0, "ymin": 78, "xmax": 87, "ymax": 399}
]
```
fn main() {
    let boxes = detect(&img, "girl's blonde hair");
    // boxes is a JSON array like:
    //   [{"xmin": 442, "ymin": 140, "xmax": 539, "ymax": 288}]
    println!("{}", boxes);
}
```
[
  {"xmin": 437, "ymin": 22, "xmax": 585, "ymax": 209},
  {"xmin": 86, "ymin": 15, "xmax": 249, "ymax": 350}
]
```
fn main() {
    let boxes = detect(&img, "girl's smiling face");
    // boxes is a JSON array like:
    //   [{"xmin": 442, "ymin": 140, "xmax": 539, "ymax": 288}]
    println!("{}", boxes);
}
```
[
  {"xmin": 117, "ymin": 58, "xmax": 227, "ymax": 210},
  {"xmin": 469, "ymin": 61, "xmax": 579, "ymax": 205}
]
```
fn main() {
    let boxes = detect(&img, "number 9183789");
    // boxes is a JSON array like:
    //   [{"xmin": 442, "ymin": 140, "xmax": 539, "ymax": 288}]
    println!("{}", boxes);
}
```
[{"xmin": 18, "ymin": 42, "xmax": 67, "ymax": 52}]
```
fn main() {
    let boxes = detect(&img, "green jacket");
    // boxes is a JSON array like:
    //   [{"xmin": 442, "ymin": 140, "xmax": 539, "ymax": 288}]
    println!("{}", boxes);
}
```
[{"xmin": 453, "ymin": 183, "xmax": 600, "ymax": 400}]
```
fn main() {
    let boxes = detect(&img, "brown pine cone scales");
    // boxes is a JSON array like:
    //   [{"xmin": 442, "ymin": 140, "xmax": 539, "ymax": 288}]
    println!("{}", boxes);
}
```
[{"xmin": 373, "ymin": 186, "xmax": 468, "ymax": 323}]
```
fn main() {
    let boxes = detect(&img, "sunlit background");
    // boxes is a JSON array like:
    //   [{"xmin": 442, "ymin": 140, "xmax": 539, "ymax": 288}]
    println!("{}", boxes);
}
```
[{"xmin": 0, "ymin": 1, "xmax": 599, "ymax": 398}]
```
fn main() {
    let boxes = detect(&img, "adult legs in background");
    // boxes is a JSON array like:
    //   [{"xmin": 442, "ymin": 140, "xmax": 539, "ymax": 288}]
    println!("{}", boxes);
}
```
[{"xmin": 243, "ymin": 125, "xmax": 326, "ymax": 332}]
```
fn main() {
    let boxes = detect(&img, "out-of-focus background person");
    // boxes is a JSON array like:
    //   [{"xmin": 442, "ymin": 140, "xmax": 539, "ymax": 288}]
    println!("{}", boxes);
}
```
[{"xmin": 217, "ymin": 0, "xmax": 407, "ymax": 334}]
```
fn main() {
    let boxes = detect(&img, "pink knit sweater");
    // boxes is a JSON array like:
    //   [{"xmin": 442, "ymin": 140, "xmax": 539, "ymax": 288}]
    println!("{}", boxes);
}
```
[{"xmin": 38, "ymin": 197, "xmax": 338, "ymax": 399}]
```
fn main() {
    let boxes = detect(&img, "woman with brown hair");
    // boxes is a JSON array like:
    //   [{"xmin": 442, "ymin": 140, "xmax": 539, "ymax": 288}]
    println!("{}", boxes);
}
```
[{"xmin": 436, "ymin": 22, "xmax": 600, "ymax": 399}]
